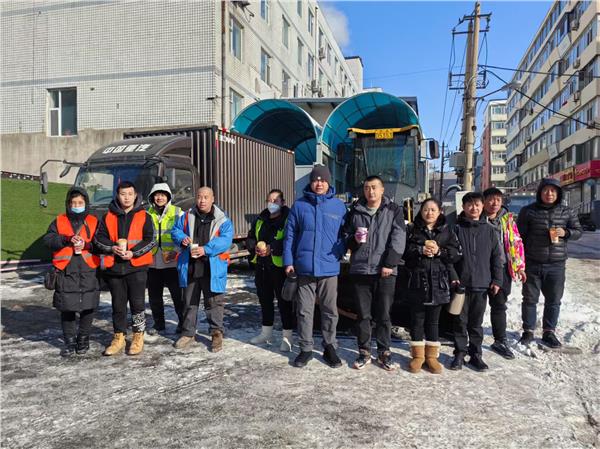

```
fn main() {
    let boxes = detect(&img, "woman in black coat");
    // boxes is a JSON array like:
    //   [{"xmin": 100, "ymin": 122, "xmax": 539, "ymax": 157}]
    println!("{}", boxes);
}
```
[
  {"xmin": 403, "ymin": 198, "xmax": 461, "ymax": 374},
  {"xmin": 43, "ymin": 187, "xmax": 100, "ymax": 356}
]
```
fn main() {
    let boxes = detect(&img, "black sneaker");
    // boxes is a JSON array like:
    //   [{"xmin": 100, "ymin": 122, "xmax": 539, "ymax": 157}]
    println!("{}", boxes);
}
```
[
  {"xmin": 323, "ymin": 344, "xmax": 343, "ymax": 368},
  {"xmin": 294, "ymin": 351, "xmax": 313, "ymax": 368},
  {"xmin": 376, "ymin": 351, "xmax": 397, "ymax": 371},
  {"xmin": 449, "ymin": 352, "xmax": 465, "ymax": 370},
  {"xmin": 542, "ymin": 331, "xmax": 562, "ymax": 348},
  {"xmin": 468, "ymin": 354, "xmax": 489, "ymax": 372},
  {"xmin": 352, "ymin": 351, "xmax": 371, "ymax": 370},
  {"xmin": 491, "ymin": 340, "xmax": 515, "ymax": 360},
  {"xmin": 519, "ymin": 330, "xmax": 534, "ymax": 346}
]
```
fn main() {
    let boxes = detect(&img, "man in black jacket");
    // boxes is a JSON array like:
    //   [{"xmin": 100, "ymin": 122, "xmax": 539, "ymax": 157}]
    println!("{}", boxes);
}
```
[
  {"xmin": 451, "ymin": 192, "xmax": 503, "ymax": 372},
  {"xmin": 517, "ymin": 178, "xmax": 582, "ymax": 348},
  {"xmin": 94, "ymin": 181, "xmax": 156, "ymax": 356},
  {"xmin": 343, "ymin": 176, "xmax": 406, "ymax": 371}
]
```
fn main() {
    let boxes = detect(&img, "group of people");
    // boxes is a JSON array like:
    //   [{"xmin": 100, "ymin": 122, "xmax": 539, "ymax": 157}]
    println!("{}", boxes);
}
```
[{"xmin": 45, "ymin": 164, "xmax": 582, "ymax": 374}]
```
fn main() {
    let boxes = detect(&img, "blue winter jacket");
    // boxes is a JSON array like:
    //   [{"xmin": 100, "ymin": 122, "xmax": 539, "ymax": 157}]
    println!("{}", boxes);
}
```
[
  {"xmin": 171, "ymin": 205, "xmax": 233, "ymax": 292},
  {"xmin": 283, "ymin": 185, "xmax": 347, "ymax": 277}
]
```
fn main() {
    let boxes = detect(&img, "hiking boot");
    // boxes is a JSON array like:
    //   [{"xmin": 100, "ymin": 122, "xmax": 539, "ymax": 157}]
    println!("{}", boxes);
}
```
[
  {"xmin": 174, "ymin": 335, "xmax": 194, "ymax": 349},
  {"xmin": 542, "ymin": 331, "xmax": 562, "ymax": 348},
  {"xmin": 128, "ymin": 332, "xmax": 144, "ymax": 355},
  {"xmin": 323, "ymin": 344, "xmax": 342, "ymax": 368},
  {"xmin": 103, "ymin": 332, "xmax": 126, "ymax": 356},
  {"xmin": 61, "ymin": 337, "xmax": 77, "ymax": 357},
  {"xmin": 211, "ymin": 330, "xmax": 224, "ymax": 353},
  {"xmin": 408, "ymin": 341, "xmax": 425, "ymax": 373},
  {"xmin": 294, "ymin": 351, "xmax": 313, "ymax": 368},
  {"xmin": 76, "ymin": 335, "xmax": 90, "ymax": 355},
  {"xmin": 449, "ymin": 352, "xmax": 465, "ymax": 370},
  {"xmin": 352, "ymin": 351, "xmax": 372, "ymax": 370},
  {"xmin": 491, "ymin": 340, "xmax": 515, "ymax": 359},
  {"xmin": 376, "ymin": 351, "xmax": 397, "ymax": 371},
  {"xmin": 468, "ymin": 354, "xmax": 489, "ymax": 372},
  {"xmin": 519, "ymin": 330, "xmax": 534, "ymax": 346},
  {"xmin": 424, "ymin": 341, "xmax": 443, "ymax": 374}
]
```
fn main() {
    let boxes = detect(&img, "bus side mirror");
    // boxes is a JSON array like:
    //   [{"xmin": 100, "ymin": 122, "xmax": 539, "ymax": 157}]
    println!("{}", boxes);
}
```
[
  {"xmin": 59, "ymin": 165, "xmax": 72, "ymax": 178},
  {"xmin": 428, "ymin": 140, "xmax": 440, "ymax": 159},
  {"xmin": 40, "ymin": 171, "xmax": 49, "ymax": 194}
]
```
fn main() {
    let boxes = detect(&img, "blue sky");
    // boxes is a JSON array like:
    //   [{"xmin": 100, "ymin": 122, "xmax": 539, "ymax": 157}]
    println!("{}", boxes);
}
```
[{"xmin": 324, "ymin": 1, "xmax": 552, "ymax": 163}]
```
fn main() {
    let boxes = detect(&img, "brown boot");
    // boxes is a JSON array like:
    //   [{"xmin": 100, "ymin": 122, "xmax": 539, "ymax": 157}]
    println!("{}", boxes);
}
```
[
  {"xmin": 425, "ymin": 341, "xmax": 443, "ymax": 374},
  {"xmin": 174, "ymin": 335, "xmax": 195, "ymax": 349},
  {"xmin": 408, "ymin": 341, "xmax": 425, "ymax": 373},
  {"xmin": 103, "ymin": 332, "xmax": 126, "ymax": 356},
  {"xmin": 128, "ymin": 332, "xmax": 144, "ymax": 355},
  {"xmin": 211, "ymin": 330, "xmax": 223, "ymax": 353}
]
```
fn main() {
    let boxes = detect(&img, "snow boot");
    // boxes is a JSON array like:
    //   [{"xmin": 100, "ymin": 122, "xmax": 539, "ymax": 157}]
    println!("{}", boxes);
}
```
[
  {"xmin": 250, "ymin": 325, "xmax": 273, "ymax": 345},
  {"xmin": 103, "ymin": 332, "xmax": 126, "ymax": 356},
  {"xmin": 174, "ymin": 335, "xmax": 194, "ymax": 349},
  {"xmin": 542, "ymin": 331, "xmax": 562, "ymax": 348},
  {"xmin": 280, "ymin": 329, "xmax": 293, "ymax": 352},
  {"xmin": 408, "ymin": 341, "xmax": 425, "ymax": 373},
  {"xmin": 76, "ymin": 335, "xmax": 90, "ymax": 355},
  {"xmin": 61, "ymin": 336, "xmax": 77, "ymax": 357},
  {"xmin": 211, "ymin": 330, "xmax": 224, "ymax": 353},
  {"xmin": 424, "ymin": 341, "xmax": 443, "ymax": 374},
  {"xmin": 128, "ymin": 332, "xmax": 144, "ymax": 355},
  {"xmin": 449, "ymin": 352, "xmax": 465, "ymax": 370}
]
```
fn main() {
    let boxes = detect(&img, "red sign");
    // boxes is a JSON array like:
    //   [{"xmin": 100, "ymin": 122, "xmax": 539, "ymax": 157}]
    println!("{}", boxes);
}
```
[{"xmin": 574, "ymin": 160, "xmax": 600, "ymax": 182}]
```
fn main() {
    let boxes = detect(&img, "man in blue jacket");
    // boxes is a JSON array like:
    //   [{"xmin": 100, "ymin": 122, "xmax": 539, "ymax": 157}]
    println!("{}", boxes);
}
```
[
  {"xmin": 171, "ymin": 187, "xmax": 233, "ymax": 353},
  {"xmin": 284, "ymin": 165, "xmax": 347, "ymax": 368}
]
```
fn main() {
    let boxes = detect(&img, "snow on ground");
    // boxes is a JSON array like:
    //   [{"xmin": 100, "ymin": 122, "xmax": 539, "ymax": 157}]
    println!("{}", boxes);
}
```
[{"xmin": 1, "ymin": 234, "xmax": 599, "ymax": 448}]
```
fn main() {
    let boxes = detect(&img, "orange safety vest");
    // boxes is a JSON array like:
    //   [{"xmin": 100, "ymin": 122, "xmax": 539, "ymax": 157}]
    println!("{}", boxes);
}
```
[
  {"xmin": 183, "ymin": 211, "xmax": 230, "ymax": 264},
  {"xmin": 102, "ymin": 210, "xmax": 153, "ymax": 268},
  {"xmin": 52, "ymin": 214, "xmax": 100, "ymax": 270}
]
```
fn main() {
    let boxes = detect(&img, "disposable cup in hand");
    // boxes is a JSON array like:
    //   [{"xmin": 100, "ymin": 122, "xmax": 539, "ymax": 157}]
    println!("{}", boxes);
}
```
[
  {"xmin": 356, "ymin": 227, "xmax": 368, "ymax": 243},
  {"xmin": 191, "ymin": 243, "xmax": 199, "ymax": 258},
  {"xmin": 549, "ymin": 228, "xmax": 559, "ymax": 244},
  {"xmin": 117, "ymin": 238, "xmax": 128, "ymax": 252}
]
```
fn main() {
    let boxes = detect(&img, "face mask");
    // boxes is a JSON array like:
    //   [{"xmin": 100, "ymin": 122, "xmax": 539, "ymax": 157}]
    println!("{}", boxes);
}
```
[
  {"xmin": 71, "ymin": 206, "xmax": 85, "ymax": 214},
  {"xmin": 267, "ymin": 202, "xmax": 281, "ymax": 214}
]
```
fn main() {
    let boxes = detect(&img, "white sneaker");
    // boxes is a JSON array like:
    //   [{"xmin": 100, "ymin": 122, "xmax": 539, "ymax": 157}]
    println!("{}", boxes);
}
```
[
  {"xmin": 250, "ymin": 326, "xmax": 273, "ymax": 345},
  {"xmin": 280, "ymin": 329, "xmax": 293, "ymax": 352}
]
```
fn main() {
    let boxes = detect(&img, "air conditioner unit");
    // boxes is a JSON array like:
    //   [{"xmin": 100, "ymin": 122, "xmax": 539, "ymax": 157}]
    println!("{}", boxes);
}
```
[
  {"xmin": 525, "ymin": 135, "xmax": 532, "ymax": 143},
  {"xmin": 318, "ymin": 47, "xmax": 326, "ymax": 60},
  {"xmin": 573, "ymin": 91, "xmax": 581, "ymax": 102},
  {"xmin": 570, "ymin": 18, "xmax": 579, "ymax": 31},
  {"xmin": 310, "ymin": 79, "xmax": 319, "ymax": 93},
  {"xmin": 573, "ymin": 58, "xmax": 580, "ymax": 69},
  {"xmin": 317, "ymin": 88, "xmax": 324, "ymax": 98}
]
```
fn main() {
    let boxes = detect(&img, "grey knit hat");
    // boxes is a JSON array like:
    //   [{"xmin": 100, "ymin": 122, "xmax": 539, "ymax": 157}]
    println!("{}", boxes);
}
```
[{"xmin": 310, "ymin": 165, "xmax": 332, "ymax": 185}]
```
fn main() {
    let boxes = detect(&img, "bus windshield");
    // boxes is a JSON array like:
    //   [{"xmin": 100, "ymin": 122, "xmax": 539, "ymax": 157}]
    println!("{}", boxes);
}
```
[
  {"xmin": 359, "ymin": 133, "xmax": 417, "ymax": 187},
  {"xmin": 74, "ymin": 164, "xmax": 159, "ymax": 207}
]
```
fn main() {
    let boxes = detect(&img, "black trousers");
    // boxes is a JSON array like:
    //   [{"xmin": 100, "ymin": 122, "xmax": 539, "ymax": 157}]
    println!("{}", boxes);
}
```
[
  {"xmin": 488, "ymin": 265, "xmax": 512, "ymax": 342},
  {"xmin": 522, "ymin": 261, "xmax": 566, "ymax": 332},
  {"xmin": 182, "ymin": 276, "xmax": 224, "ymax": 336},
  {"xmin": 61, "ymin": 309, "xmax": 95, "ymax": 339},
  {"xmin": 147, "ymin": 267, "xmax": 183, "ymax": 329},
  {"xmin": 410, "ymin": 304, "xmax": 442, "ymax": 342},
  {"xmin": 255, "ymin": 264, "xmax": 295, "ymax": 329},
  {"xmin": 453, "ymin": 290, "xmax": 487, "ymax": 356},
  {"xmin": 353, "ymin": 274, "xmax": 396, "ymax": 354},
  {"xmin": 105, "ymin": 271, "xmax": 147, "ymax": 334}
]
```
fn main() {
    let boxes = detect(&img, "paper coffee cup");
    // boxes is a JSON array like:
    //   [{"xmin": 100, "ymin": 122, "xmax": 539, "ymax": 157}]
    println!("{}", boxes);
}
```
[
  {"xmin": 425, "ymin": 240, "xmax": 436, "ymax": 248},
  {"xmin": 191, "ymin": 243, "xmax": 199, "ymax": 258},
  {"xmin": 356, "ymin": 227, "xmax": 368, "ymax": 243},
  {"xmin": 117, "ymin": 238, "xmax": 128, "ymax": 251},
  {"xmin": 549, "ymin": 228, "xmax": 559, "ymax": 244}
]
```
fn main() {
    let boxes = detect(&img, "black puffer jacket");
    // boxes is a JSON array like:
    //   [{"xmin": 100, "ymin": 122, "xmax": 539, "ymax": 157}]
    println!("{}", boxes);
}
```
[
  {"xmin": 43, "ymin": 187, "xmax": 100, "ymax": 312},
  {"xmin": 343, "ymin": 196, "xmax": 406, "ymax": 275},
  {"xmin": 402, "ymin": 214, "xmax": 461, "ymax": 305},
  {"xmin": 454, "ymin": 213, "xmax": 503, "ymax": 290},
  {"xmin": 516, "ymin": 178, "xmax": 582, "ymax": 264}
]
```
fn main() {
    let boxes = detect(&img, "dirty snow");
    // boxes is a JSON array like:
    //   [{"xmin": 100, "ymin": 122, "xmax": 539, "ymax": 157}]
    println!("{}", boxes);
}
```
[{"xmin": 1, "ymin": 234, "xmax": 599, "ymax": 448}]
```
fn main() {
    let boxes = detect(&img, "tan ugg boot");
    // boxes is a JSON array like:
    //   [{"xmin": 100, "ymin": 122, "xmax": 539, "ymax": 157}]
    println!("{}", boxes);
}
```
[
  {"xmin": 103, "ymin": 332, "xmax": 126, "ymax": 356},
  {"xmin": 211, "ymin": 330, "xmax": 223, "ymax": 353},
  {"xmin": 425, "ymin": 341, "xmax": 443, "ymax": 374},
  {"xmin": 128, "ymin": 332, "xmax": 144, "ymax": 355},
  {"xmin": 408, "ymin": 341, "xmax": 425, "ymax": 373}
]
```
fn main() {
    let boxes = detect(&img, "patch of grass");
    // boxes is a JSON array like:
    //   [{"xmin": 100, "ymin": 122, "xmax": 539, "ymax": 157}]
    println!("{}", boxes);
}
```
[{"xmin": 1, "ymin": 178, "xmax": 71, "ymax": 261}]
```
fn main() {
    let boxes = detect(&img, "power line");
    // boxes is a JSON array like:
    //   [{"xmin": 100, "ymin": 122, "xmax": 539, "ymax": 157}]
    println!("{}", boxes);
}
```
[
  {"xmin": 442, "ymin": 36, "xmax": 468, "ymax": 144},
  {"xmin": 479, "ymin": 63, "xmax": 600, "ymax": 79},
  {"xmin": 438, "ymin": 32, "xmax": 456, "ymax": 141},
  {"xmin": 362, "ymin": 67, "xmax": 447, "ymax": 82}
]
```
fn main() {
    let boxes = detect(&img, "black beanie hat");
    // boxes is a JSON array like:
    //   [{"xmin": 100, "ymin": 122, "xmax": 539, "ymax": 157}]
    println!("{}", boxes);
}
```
[{"xmin": 310, "ymin": 165, "xmax": 332, "ymax": 185}]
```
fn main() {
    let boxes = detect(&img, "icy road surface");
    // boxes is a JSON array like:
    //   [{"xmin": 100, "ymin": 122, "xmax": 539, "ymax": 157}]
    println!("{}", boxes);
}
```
[{"xmin": 1, "ymin": 233, "xmax": 599, "ymax": 448}]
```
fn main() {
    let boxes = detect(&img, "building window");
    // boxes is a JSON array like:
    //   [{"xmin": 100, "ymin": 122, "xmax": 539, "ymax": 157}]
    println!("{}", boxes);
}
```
[
  {"xmin": 48, "ymin": 88, "xmax": 77, "ymax": 136},
  {"xmin": 260, "ymin": 48, "xmax": 271, "ymax": 84},
  {"xmin": 230, "ymin": 89, "xmax": 243, "ymax": 121},
  {"xmin": 230, "ymin": 17, "xmax": 242, "ymax": 60},
  {"xmin": 307, "ymin": 53, "xmax": 314, "ymax": 79},
  {"xmin": 308, "ymin": 9, "xmax": 314, "ymax": 35},
  {"xmin": 318, "ymin": 28, "xmax": 324, "ymax": 49},
  {"xmin": 326, "ymin": 44, "xmax": 332, "ymax": 65},
  {"xmin": 282, "ymin": 16, "xmax": 290, "ymax": 48},
  {"xmin": 492, "ymin": 121, "xmax": 505, "ymax": 130},
  {"xmin": 260, "ymin": 0, "xmax": 269, "ymax": 21},
  {"xmin": 297, "ymin": 0, "xmax": 302, "ymax": 16},
  {"xmin": 282, "ymin": 71, "xmax": 291, "ymax": 97},
  {"xmin": 297, "ymin": 39, "xmax": 303, "ymax": 66}
]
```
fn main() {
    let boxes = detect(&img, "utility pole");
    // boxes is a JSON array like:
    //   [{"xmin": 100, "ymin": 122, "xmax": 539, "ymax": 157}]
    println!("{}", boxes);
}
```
[
  {"xmin": 463, "ymin": 2, "xmax": 481, "ymax": 191},
  {"xmin": 439, "ymin": 141, "xmax": 447, "ymax": 199}
]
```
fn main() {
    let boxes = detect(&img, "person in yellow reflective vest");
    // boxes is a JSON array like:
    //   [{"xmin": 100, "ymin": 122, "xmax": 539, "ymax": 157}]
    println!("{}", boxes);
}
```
[
  {"xmin": 247, "ymin": 189, "xmax": 295, "ymax": 351},
  {"xmin": 147, "ymin": 183, "xmax": 184, "ymax": 335}
]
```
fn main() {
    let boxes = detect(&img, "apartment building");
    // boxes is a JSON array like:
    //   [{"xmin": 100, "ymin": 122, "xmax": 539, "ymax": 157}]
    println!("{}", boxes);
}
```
[
  {"xmin": 1, "ymin": 0, "xmax": 361, "ymax": 181},
  {"xmin": 505, "ymin": 0, "xmax": 599, "ymax": 214},
  {"xmin": 481, "ymin": 100, "xmax": 508, "ymax": 190}
]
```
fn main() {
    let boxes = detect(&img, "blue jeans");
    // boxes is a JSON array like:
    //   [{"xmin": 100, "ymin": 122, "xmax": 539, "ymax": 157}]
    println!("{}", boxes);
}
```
[{"xmin": 521, "ymin": 261, "xmax": 566, "ymax": 332}]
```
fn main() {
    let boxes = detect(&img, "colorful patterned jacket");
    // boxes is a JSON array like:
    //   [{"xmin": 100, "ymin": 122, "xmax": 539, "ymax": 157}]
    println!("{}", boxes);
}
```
[{"xmin": 486, "ymin": 207, "xmax": 525, "ymax": 281}]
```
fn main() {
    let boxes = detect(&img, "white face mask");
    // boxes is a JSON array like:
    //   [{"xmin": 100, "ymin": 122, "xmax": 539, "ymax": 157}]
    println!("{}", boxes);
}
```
[{"xmin": 267, "ymin": 202, "xmax": 281, "ymax": 214}]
